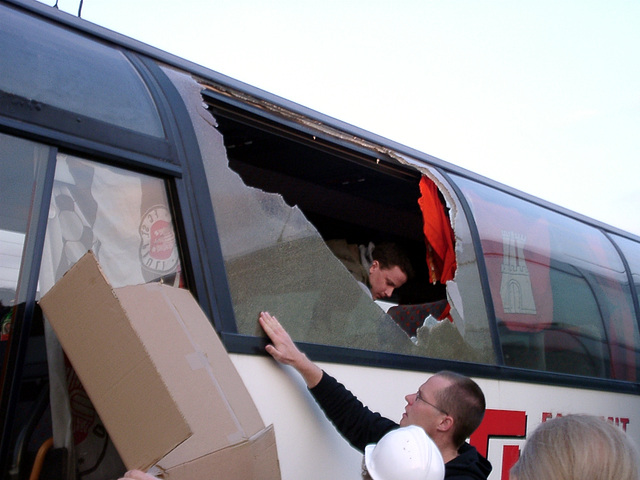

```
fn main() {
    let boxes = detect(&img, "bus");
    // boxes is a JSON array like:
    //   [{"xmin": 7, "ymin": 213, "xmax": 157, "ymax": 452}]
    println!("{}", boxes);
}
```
[{"xmin": 1, "ymin": 0, "xmax": 639, "ymax": 478}]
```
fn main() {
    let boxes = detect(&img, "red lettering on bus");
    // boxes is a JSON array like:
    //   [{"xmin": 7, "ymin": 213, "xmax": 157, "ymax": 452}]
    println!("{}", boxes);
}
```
[
  {"xmin": 608, "ymin": 417, "xmax": 630, "ymax": 431},
  {"xmin": 545, "ymin": 412, "xmax": 629, "ymax": 432},
  {"xmin": 471, "ymin": 409, "xmax": 527, "ymax": 457},
  {"xmin": 501, "ymin": 445, "xmax": 520, "ymax": 480},
  {"xmin": 470, "ymin": 409, "xmax": 527, "ymax": 479},
  {"xmin": 473, "ymin": 410, "xmax": 631, "ymax": 479}
]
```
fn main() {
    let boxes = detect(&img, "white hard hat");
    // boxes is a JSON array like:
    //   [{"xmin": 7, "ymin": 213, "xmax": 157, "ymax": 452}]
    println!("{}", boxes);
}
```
[{"xmin": 364, "ymin": 426, "xmax": 445, "ymax": 480}]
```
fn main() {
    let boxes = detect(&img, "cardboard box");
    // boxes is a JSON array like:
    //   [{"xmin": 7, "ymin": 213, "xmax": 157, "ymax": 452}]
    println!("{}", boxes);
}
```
[{"xmin": 39, "ymin": 251, "xmax": 281, "ymax": 479}]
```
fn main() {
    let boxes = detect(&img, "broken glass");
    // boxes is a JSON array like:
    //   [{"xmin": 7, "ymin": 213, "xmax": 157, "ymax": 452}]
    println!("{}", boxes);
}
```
[{"xmin": 167, "ymin": 67, "xmax": 495, "ymax": 362}]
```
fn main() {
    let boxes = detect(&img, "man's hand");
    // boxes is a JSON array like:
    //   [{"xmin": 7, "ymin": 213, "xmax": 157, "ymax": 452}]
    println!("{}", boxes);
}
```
[
  {"xmin": 258, "ymin": 311, "xmax": 323, "ymax": 388},
  {"xmin": 258, "ymin": 311, "xmax": 305, "ymax": 365}
]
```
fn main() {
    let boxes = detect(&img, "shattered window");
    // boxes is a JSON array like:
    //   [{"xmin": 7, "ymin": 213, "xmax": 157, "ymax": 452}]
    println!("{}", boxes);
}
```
[
  {"xmin": 168, "ymin": 71, "xmax": 495, "ymax": 363},
  {"xmin": 453, "ymin": 174, "xmax": 640, "ymax": 380},
  {"xmin": 196, "ymin": 122, "xmax": 413, "ymax": 354}
]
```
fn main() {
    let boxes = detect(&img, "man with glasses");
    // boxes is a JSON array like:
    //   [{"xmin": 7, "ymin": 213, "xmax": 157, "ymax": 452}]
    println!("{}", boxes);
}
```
[{"xmin": 259, "ymin": 311, "xmax": 492, "ymax": 480}]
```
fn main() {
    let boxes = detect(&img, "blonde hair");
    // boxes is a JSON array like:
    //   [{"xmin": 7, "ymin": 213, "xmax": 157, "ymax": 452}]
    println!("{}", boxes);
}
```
[{"xmin": 511, "ymin": 414, "xmax": 640, "ymax": 480}]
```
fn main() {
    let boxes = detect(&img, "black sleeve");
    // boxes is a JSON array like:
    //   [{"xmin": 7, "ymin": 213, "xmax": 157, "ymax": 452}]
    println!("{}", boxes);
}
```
[{"xmin": 309, "ymin": 371, "xmax": 398, "ymax": 451}]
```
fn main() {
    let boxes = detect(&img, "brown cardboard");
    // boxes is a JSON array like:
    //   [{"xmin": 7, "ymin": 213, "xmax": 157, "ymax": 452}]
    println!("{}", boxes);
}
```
[
  {"xmin": 161, "ymin": 425, "xmax": 280, "ymax": 479},
  {"xmin": 39, "ymin": 251, "xmax": 280, "ymax": 479}
]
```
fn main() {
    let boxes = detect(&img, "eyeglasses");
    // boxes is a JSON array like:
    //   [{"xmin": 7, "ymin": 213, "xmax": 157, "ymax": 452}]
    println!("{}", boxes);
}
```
[{"xmin": 415, "ymin": 390, "xmax": 448, "ymax": 416}]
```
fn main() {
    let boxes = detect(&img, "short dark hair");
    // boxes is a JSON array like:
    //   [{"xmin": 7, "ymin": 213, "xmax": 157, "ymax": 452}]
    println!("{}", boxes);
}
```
[
  {"xmin": 434, "ymin": 371, "xmax": 486, "ymax": 447},
  {"xmin": 372, "ymin": 242, "xmax": 414, "ymax": 280}
]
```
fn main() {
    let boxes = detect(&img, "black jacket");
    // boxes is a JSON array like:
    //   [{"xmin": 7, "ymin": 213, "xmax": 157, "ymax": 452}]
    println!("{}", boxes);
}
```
[
  {"xmin": 309, "ymin": 371, "xmax": 492, "ymax": 480},
  {"xmin": 446, "ymin": 443, "xmax": 493, "ymax": 480}
]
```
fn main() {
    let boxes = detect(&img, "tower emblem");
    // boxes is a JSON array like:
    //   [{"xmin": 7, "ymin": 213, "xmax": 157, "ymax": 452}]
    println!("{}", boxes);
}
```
[{"xmin": 500, "ymin": 230, "xmax": 536, "ymax": 314}]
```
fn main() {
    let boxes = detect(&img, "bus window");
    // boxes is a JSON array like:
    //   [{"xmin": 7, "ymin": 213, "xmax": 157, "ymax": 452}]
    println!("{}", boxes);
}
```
[
  {"xmin": 37, "ymin": 153, "xmax": 184, "ymax": 479},
  {"xmin": 399, "ymin": 160, "xmax": 496, "ymax": 365},
  {"xmin": 452, "ymin": 175, "xmax": 640, "ymax": 381},
  {"xmin": 0, "ymin": 3, "xmax": 164, "ymax": 138},
  {"xmin": 39, "ymin": 154, "xmax": 182, "ymax": 291},
  {"xmin": 0, "ymin": 134, "xmax": 49, "ymax": 305},
  {"xmin": 610, "ymin": 234, "xmax": 640, "ymax": 375},
  {"xmin": 199, "ymin": 112, "xmax": 414, "ymax": 355},
  {"xmin": 0, "ymin": 134, "xmax": 50, "ymax": 471},
  {"xmin": 0, "ymin": 229, "xmax": 25, "ymax": 339},
  {"xmin": 174, "ymin": 74, "xmax": 496, "ymax": 365},
  {"xmin": 612, "ymin": 234, "xmax": 640, "ymax": 309}
]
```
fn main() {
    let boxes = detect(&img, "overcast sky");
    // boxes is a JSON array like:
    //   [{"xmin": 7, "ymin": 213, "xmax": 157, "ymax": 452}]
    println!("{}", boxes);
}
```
[{"xmin": 45, "ymin": 0, "xmax": 640, "ymax": 236}]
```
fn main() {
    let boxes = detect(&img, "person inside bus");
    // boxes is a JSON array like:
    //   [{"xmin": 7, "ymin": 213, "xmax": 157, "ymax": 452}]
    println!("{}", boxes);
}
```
[
  {"xmin": 326, "ymin": 239, "xmax": 414, "ymax": 300},
  {"xmin": 510, "ymin": 414, "xmax": 640, "ymax": 480},
  {"xmin": 258, "ymin": 311, "xmax": 492, "ymax": 480}
]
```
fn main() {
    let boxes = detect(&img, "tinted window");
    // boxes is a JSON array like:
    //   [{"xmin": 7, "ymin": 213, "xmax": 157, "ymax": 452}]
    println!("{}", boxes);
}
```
[
  {"xmin": 0, "ymin": 133, "xmax": 49, "ymax": 345},
  {"xmin": 0, "ymin": 4, "xmax": 164, "ymax": 138},
  {"xmin": 0, "ymin": 133, "xmax": 51, "ymax": 474},
  {"xmin": 612, "ymin": 234, "xmax": 640, "ymax": 312},
  {"xmin": 453, "ymin": 175, "xmax": 640, "ymax": 381}
]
